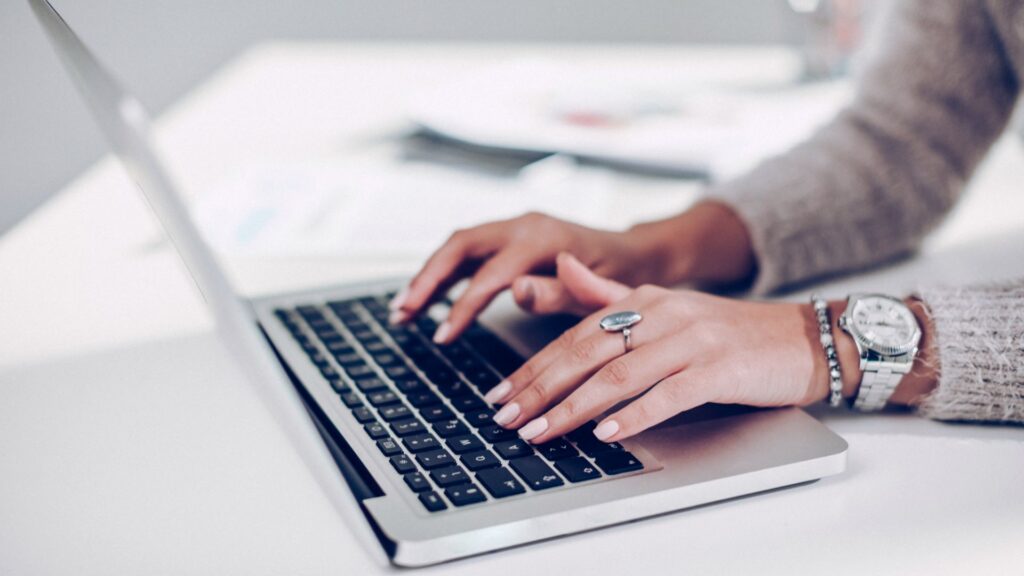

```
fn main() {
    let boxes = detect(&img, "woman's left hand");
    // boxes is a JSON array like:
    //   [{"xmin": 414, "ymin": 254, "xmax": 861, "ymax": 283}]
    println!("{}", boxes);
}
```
[{"xmin": 485, "ymin": 253, "xmax": 834, "ymax": 444}]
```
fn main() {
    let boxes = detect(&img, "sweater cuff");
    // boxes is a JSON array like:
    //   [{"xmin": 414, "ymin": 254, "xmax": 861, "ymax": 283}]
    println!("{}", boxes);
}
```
[{"xmin": 915, "ymin": 280, "xmax": 1024, "ymax": 423}]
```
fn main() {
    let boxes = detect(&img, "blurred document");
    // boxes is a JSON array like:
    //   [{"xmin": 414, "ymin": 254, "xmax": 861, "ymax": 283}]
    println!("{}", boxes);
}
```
[
  {"xmin": 192, "ymin": 160, "xmax": 619, "ymax": 258},
  {"xmin": 408, "ymin": 59, "xmax": 850, "ymax": 181}
]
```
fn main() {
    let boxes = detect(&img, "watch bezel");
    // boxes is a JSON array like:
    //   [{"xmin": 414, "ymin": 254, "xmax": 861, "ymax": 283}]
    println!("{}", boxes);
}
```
[{"xmin": 840, "ymin": 293, "xmax": 922, "ymax": 357}]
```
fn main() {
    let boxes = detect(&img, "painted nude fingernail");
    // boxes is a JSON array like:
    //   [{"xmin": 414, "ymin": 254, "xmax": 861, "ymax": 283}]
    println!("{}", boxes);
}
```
[
  {"xmin": 492, "ymin": 402, "xmax": 520, "ymax": 426},
  {"xmin": 388, "ymin": 309, "xmax": 408, "ymax": 325},
  {"xmin": 593, "ymin": 420, "xmax": 619, "ymax": 442},
  {"xmin": 484, "ymin": 380, "xmax": 512, "ymax": 404},
  {"xmin": 518, "ymin": 417, "xmax": 548, "ymax": 441},
  {"xmin": 432, "ymin": 321, "xmax": 452, "ymax": 344},
  {"xmin": 389, "ymin": 287, "xmax": 409, "ymax": 311}
]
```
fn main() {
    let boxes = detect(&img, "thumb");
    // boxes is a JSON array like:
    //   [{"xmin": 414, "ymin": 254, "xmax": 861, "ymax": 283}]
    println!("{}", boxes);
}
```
[{"xmin": 556, "ymin": 252, "xmax": 631, "ymax": 308}]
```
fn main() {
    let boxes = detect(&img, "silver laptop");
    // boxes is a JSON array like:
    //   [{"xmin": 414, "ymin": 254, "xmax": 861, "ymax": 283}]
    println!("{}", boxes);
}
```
[{"xmin": 31, "ymin": 0, "xmax": 847, "ymax": 566}]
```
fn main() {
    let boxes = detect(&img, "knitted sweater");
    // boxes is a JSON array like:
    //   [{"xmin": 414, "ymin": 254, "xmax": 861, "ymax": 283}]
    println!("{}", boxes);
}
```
[{"xmin": 709, "ymin": 0, "xmax": 1024, "ymax": 423}]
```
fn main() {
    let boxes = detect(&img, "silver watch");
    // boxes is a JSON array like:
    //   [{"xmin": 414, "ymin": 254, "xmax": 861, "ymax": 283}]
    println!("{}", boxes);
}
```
[{"xmin": 838, "ymin": 293, "xmax": 922, "ymax": 411}]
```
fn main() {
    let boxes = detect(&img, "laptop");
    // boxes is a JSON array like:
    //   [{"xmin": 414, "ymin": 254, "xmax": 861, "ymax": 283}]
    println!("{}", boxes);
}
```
[{"xmin": 30, "ymin": 0, "xmax": 847, "ymax": 566}]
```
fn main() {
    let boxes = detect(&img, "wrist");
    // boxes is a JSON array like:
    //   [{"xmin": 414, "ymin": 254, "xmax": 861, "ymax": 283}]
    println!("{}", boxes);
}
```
[
  {"xmin": 823, "ymin": 297, "xmax": 938, "ymax": 407},
  {"xmin": 626, "ymin": 200, "xmax": 756, "ymax": 288}
]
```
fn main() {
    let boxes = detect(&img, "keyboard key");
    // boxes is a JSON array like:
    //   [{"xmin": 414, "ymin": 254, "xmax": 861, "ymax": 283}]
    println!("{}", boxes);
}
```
[
  {"xmin": 575, "ymin": 436, "xmax": 625, "ymax": 458},
  {"xmin": 463, "ymin": 408, "xmax": 495, "ymax": 428},
  {"xmin": 537, "ymin": 439, "xmax": 579, "ymax": 461},
  {"xmin": 479, "ymin": 424, "xmax": 516, "ymax": 443},
  {"xmin": 461, "ymin": 450, "xmax": 501, "ymax": 471},
  {"xmin": 378, "ymin": 405, "xmax": 412, "ymax": 422},
  {"xmin": 446, "ymin": 434, "xmax": 485, "ymax": 454},
  {"xmin": 420, "ymin": 405, "xmax": 455, "ymax": 422},
  {"xmin": 404, "ymin": 472, "xmax": 431, "ymax": 492},
  {"xmin": 377, "ymin": 438, "xmax": 403, "ymax": 457},
  {"xmin": 385, "ymin": 365, "xmax": 411, "ymax": 379},
  {"xmin": 352, "ymin": 407, "xmax": 376, "ymax": 424},
  {"xmin": 345, "ymin": 364, "xmax": 376, "ymax": 379},
  {"xmin": 444, "ymin": 483, "xmax": 486, "ymax": 507},
  {"xmin": 393, "ymin": 377, "xmax": 424, "ymax": 393},
  {"xmin": 510, "ymin": 456, "xmax": 564, "ymax": 491},
  {"xmin": 407, "ymin": 390, "xmax": 441, "ymax": 408},
  {"xmin": 430, "ymin": 465, "xmax": 470, "ymax": 487},
  {"xmin": 328, "ymin": 379, "xmax": 350, "ymax": 394},
  {"xmin": 324, "ymin": 340, "xmax": 353, "ymax": 354},
  {"xmin": 335, "ymin": 352, "xmax": 364, "ymax": 367},
  {"xmin": 340, "ymin": 392, "xmax": 363, "ymax": 408},
  {"xmin": 451, "ymin": 396, "xmax": 487, "ymax": 414},
  {"xmin": 367, "ymin": 390, "xmax": 400, "ymax": 407},
  {"xmin": 390, "ymin": 454, "xmax": 416, "ymax": 474},
  {"xmin": 432, "ymin": 419, "xmax": 469, "ymax": 438},
  {"xmin": 476, "ymin": 467, "xmax": 526, "ymax": 498},
  {"xmin": 372, "ymin": 353, "xmax": 401, "ymax": 366},
  {"xmin": 594, "ymin": 451, "xmax": 643, "ymax": 475},
  {"xmin": 364, "ymin": 422, "xmax": 389, "ymax": 439},
  {"xmin": 418, "ymin": 491, "xmax": 447, "ymax": 512},
  {"xmin": 565, "ymin": 421, "xmax": 597, "ymax": 442},
  {"xmin": 464, "ymin": 368, "xmax": 500, "ymax": 389},
  {"xmin": 403, "ymin": 433, "xmax": 440, "ymax": 453},
  {"xmin": 494, "ymin": 439, "xmax": 533, "ymax": 460},
  {"xmin": 319, "ymin": 365, "xmax": 339, "ymax": 379},
  {"xmin": 416, "ymin": 449, "xmax": 455, "ymax": 470},
  {"xmin": 355, "ymin": 377, "xmax": 388, "ymax": 393},
  {"xmin": 555, "ymin": 457, "xmax": 602, "ymax": 483},
  {"xmin": 390, "ymin": 419, "xmax": 426, "ymax": 437}
]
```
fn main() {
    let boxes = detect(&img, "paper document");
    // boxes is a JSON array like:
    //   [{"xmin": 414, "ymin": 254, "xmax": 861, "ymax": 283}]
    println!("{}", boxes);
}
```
[{"xmin": 408, "ymin": 59, "xmax": 850, "ymax": 181}]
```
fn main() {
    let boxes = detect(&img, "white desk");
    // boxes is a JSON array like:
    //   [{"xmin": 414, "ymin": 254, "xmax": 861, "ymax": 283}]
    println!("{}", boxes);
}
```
[{"xmin": 2, "ymin": 43, "xmax": 1023, "ymax": 575}]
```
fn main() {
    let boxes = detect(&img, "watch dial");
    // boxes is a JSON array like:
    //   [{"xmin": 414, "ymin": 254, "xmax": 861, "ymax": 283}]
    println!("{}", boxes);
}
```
[{"xmin": 851, "ymin": 296, "xmax": 918, "ymax": 349}]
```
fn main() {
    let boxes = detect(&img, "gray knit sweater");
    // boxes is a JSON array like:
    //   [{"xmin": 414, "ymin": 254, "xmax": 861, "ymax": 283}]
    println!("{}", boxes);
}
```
[{"xmin": 710, "ymin": 0, "xmax": 1024, "ymax": 423}]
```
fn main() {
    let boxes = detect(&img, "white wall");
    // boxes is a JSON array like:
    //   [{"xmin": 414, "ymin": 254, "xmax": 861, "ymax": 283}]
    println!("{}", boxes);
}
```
[{"xmin": 0, "ymin": 0, "xmax": 807, "ymax": 234}]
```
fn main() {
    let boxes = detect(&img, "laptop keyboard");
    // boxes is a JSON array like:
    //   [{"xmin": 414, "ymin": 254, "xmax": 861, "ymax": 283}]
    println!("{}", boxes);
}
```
[{"xmin": 274, "ymin": 293, "xmax": 643, "ymax": 513}]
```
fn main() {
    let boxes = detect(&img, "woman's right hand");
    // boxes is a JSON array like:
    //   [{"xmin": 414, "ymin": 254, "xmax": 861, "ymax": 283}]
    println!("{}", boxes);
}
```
[{"xmin": 390, "ymin": 201, "xmax": 756, "ymax": 344}]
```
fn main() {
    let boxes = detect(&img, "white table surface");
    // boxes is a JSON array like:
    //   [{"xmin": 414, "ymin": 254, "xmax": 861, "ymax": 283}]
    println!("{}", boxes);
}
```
[{"xmin": 2, "ymin": 43, "xmax": 1023, "ymax": 576}]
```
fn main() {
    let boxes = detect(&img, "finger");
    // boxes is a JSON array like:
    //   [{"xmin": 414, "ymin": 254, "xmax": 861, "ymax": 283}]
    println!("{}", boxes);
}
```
[
  {"xmin": 512, "ymin": 276, "xmax": 592, "ymax": 316},
  {"xmin": 391, "ymin": 224, "xmax": 504, "ymax": 320},
  {"xmin": 433, "ymin": 249, "xmax": 541, "ymax": 344},
  {"xmin": 592, "ymin": 370, "xmax": 713, "ymax": 443},
  {"xmin": 513, "ymin": 336, "xmax": 692, "ymax": 443},
  {"xmin": 556, "ymin": 252, "xmax": 631, "ymax": 308},
  {"xmin": 487, "ymin": 284, "xmax": 666, "ymax": 407}
]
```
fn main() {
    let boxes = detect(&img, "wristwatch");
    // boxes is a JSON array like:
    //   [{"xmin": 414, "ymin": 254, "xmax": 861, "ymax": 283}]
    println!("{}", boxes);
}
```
[{"xmin": 837, "ymin": 293, "xmax": 922, "ymax": 411}]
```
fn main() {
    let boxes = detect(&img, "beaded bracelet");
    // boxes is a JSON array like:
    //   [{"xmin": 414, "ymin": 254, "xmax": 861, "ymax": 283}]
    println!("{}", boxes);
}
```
[{"xmin": 811, "ymin": 294, "xmax": 843, "ymax": 407}]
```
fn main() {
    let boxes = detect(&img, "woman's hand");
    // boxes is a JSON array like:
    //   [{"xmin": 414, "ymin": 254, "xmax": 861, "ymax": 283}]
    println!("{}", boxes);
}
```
[
  {"xmin": 391, "ymin": 201, "xmax": 756, "ymax": 344},
  {"xmin": 485, "ymin": 255, "xmax": 833, "ymax": 444}
]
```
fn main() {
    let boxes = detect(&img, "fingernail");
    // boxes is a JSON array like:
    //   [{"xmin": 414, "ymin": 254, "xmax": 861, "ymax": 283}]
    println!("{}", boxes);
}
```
[
  {"xmin": 593, "ymin": 420, "xmax": 619, "ymax": 442},
  {"xmin": 432, "ymin": 322, "xmax": 452, "ymax": 344},
  {"xmin": 518, "ymin": 417, "xmax": 548, "ymax": 441},
  {"xmin": 492, "ymin": 402, "xmax": 520, "ymax": 426},
  {"xmin": 388, "ymin": 309, "xmax": 408, "ymax": 325},
  {"xmin": 484, "ymin": 380, "xmax": 512, "ymax": 404},
  {"xmin": 389, "ymin": 287, "xmax": 409, "ymax": 311},
  {"xmin": 517, "ymin": 280, "xmax": 535, "ymax": 308}
]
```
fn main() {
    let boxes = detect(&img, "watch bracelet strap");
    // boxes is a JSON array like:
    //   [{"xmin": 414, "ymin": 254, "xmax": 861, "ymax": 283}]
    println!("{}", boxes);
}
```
[{"xmin": 851, "ymin": 365, "xmax": 904, "ymax": 411}]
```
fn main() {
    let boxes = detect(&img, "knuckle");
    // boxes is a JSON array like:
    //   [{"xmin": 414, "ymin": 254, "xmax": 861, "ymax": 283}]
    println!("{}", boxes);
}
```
[
  {"xmin": 514, "ymin": 362, "xmax": 537, "ymax": 385},
  {"xmin": 558, "ymin": 396, "xmax": 586, "ymax": 420},
  {"xmin": 570, "ymin": 338, "xmax": 598, "ymax": 364},
  {"xmin": 629, "ymin": 399, "xmax": 657, "ymax": 426},
  {"xmin": 603, "ymin": 359, "xmax": 631, "ymax": 387}
]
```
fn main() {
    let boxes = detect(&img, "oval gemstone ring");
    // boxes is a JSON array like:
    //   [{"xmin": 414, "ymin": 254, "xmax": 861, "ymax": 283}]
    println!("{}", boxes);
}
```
[{"xmin": 599, "ymin": 311, "xmax": 643, "ymax": 353}]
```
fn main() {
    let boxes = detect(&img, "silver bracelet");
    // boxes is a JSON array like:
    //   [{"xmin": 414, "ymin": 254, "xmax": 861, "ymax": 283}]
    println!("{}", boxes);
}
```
[{"xmin": 811, "ymin": 294, "xmax": 843, "ymax": 408}]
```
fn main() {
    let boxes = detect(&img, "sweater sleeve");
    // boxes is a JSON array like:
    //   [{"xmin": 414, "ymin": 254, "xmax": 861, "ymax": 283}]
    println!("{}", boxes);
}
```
[
  {"xmin": 707, "ymin": 0, "xmax": 1020, "ymax": 294},
  {"xmin": 915, "ymin": 279, "xmax": 1024, "ymax": 423}
]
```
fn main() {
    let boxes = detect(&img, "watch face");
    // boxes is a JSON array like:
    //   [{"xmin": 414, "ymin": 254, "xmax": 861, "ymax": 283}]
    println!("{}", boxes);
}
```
[{"xmin": 850, "ymin": 295, "xmax": 920, "ymax": 354}]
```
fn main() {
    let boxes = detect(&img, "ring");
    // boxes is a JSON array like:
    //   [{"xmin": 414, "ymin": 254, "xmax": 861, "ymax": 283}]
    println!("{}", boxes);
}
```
[{"xmin": 599, "ymin": 311, "xmax": 643, "ymax": 353}]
